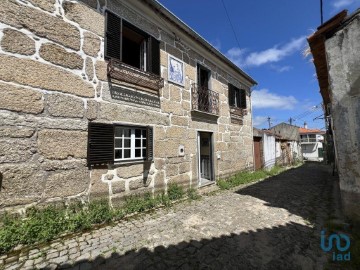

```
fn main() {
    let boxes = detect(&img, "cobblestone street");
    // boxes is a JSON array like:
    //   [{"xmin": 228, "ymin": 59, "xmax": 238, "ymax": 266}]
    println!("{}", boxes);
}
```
[{"xmin": 0, "ymin": 163, "xmax": 337, "ymax": 270}]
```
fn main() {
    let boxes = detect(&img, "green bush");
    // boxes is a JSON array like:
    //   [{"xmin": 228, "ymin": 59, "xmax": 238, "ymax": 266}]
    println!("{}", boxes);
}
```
[
  {"xmin": 167, "ymin": 184, "xmax": 184, "ymax": 201},
  {"xmin": 187, "ymin": 188, "xmax": 200, "ymax": 200}
]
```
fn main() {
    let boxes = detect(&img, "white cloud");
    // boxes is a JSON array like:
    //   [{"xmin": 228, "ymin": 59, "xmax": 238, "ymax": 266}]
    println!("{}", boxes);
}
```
[
  {"xmin": 270, "ymin": 65, "xmax": 293, "ymax": 73},
  {"xmin": 252, "ymin": 89, "xmax": 298, "ymax": 110},
  {"xmin": 253, "ymin": 116, "xmax": 269, "ymax": 127},
  {"xmin": 332, "ymin": 0, "xmax": 356, "ymax": 8},
  {"xmin": 226, "ymin": 36, "xmax": 306, "ymax": 68}
]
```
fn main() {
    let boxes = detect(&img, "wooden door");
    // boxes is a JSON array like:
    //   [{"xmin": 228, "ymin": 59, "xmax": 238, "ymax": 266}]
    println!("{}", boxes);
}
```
[{"xmin": 254, "ymin": 137, "xmax": 262, "ymax": 170}]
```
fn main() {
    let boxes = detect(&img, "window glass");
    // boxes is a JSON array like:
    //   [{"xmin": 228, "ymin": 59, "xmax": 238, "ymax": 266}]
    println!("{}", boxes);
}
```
[{"xmin": 114, "ymin": 126, "xmax": 147, "ymax": 161}]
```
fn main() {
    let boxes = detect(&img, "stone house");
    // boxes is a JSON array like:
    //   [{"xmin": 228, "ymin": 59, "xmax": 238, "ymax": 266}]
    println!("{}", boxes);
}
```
[
  {"xmin": 270, "ymin": 123, "xmax": 302, "ymax": 166},
  {"xmin": 307, "ymin": 9, "xmax": 360, "ymax": 222},
  {"xmin": 0, "ymin": 0, "xmax": 257, "ymax": 211}
]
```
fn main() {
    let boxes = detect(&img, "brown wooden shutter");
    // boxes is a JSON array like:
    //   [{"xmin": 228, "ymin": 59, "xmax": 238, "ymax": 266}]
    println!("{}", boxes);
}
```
[
  {"xmin": 88, "ymin": 122, "xmax": 114, "ymax": 166},
  {"xmin": 228, "ymin": 84, "xmax": 235, "ymax": 107},
  {"xmin": 240, "ymin": 89, "xmax": 247, "ymax": 109},
  {"xmin": 105, "ymin": 11, "xmax": 121, "ymax": 60},
  {"xmin": 148, "ymin": 37, "xmax": 160, "ymax": 75},
  {"xmin": 146, "ymin": 126, "xmax": 154, "ymax": 161}
]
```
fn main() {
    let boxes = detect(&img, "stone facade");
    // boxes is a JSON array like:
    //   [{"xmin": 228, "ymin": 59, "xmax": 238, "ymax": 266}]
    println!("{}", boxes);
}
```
[
  {"xmin": 0, "ymin": 0, "xmax": 256, "ymax": 211},
  {"xmin": 324, "ymin": 11, "xmax": 360, "ymax": 222}
]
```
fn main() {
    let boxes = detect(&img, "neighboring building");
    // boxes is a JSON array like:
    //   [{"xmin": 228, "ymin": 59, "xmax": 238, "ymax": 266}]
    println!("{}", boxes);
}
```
[
  {"xmin": 253, "ymin": 128, "xmax": 276, "ymax": 170},
  {"xmin": 299, "ymin": 125, "xmax": 325, "ymax": 162},
  {"xmin": 0, "ymin": 0, "xmax": 256, "ymax": 211},
  {"xmin": 270, "ymin": 123, "xmax": 302, "ymax": 166},
  {"xmin": 308, "ymin": 9, "xmax": 360, "ymax": 221}
]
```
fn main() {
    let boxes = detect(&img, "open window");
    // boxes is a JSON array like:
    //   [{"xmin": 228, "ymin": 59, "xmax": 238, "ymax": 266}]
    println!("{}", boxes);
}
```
[
  {"xmin": 228, "ymin": 84, "xmax": 246, "ymax": 109},
  {"xmin": 88, "ymin": 122, "xmax": 153, "ymax": 165},
  {"xmin": 105, "ymin": 11, "xmax": 160, "ymax": 76}
]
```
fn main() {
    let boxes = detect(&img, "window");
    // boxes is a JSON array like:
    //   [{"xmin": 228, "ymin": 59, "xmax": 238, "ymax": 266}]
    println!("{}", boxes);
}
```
[
  {"xmin": 114, "ymin": 127, "xmax": 147, "ymax": 161},
  {"xmin": 87, "ymin": 123, "xmax": 153, "ymax": 165},
  {"xmin": 228, "ymin": 84, "xmax": 246, "ymax": 109},
  {"xmin": 105, "ymin": 11, "xmax": 160, "ymax": 75}
]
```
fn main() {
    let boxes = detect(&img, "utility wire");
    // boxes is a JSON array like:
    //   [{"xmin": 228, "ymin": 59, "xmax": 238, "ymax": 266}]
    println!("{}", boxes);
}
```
[{"xmin": 220, "ymin": 0, "xmax": 242, "ymax": 49}]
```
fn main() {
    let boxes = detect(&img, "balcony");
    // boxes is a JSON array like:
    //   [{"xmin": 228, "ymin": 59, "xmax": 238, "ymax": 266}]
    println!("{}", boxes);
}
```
[
  {"xmin": 107, "ymin": 59, "xmax": 164, "ymax": 92},
  {"xmin": 191, "ymin": 84, "xmax": 219, "ymax": 115},
  {"xmin": 300, "ymin": 138, "xmax": 318, "ymax": 143}
]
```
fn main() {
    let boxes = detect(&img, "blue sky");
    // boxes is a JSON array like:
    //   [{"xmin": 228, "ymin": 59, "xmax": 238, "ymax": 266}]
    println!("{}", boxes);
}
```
[{"xmin": 158, "ymin": 0, "xmax": 360, "ymax": 130}]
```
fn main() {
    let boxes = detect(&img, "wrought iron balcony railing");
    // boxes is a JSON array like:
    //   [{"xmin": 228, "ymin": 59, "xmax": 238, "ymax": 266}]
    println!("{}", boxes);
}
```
[
  {"xmin": 191, "ymin": 84, "xmax": 219, "ymax": 115},
  {"xmin": 107, "ymin": 59, "xmax": 164, "ymax": 92}
]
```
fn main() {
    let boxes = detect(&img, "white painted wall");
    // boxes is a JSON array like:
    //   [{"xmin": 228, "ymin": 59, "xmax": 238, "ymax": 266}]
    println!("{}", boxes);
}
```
[
  {"xmin": 263, "ymin": 133, "xmax": 276, "ymax": 169},
  {"xmin": 301, "ymin": 142, "xmax": 323, "ymax": 161}
]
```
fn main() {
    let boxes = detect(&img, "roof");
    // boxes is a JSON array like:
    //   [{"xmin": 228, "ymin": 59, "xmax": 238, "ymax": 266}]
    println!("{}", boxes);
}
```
[
  {"xmin": 299, "ymin": 127, "xmax": 325, "ymax": 134},
  {"xmin": 145, "ymin": 0, "xmax": 257, "ymax": 86},
  {"xmin": 307, "ymin": 9, "xmax": 360, "ymax": 110}
]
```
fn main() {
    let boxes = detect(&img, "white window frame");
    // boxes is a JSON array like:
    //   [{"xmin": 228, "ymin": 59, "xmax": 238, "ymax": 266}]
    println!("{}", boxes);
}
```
[{"xmin": 114, "ymin": 126, "xmax": 147, "ymax": 162}]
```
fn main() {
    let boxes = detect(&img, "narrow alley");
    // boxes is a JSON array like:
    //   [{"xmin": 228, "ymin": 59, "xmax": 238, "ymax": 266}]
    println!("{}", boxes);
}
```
[{"xmin": 1, "ymin": 163, "xmax": 339, "ymax": 270}]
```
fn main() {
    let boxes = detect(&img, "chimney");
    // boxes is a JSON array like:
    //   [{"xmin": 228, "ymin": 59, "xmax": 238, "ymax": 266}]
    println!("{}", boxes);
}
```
[{"xmin": 304, "ymin": 122, "xmax": 308, "ymax": 129}]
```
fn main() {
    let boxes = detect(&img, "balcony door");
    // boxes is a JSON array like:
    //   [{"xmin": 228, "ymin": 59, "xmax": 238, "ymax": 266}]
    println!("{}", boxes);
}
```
[{"xmin": 197, "ymin": 65, "xmax": 210, "ymax": 112}]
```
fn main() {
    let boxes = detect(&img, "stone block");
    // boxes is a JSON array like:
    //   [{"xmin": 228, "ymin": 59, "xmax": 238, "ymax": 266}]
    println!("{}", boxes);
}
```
[
  {"xmin": 116, "ymin": 163, "xmax": 144, "ymax": 179},
  {"xmin": 154, "ymin": 140, "xmax": 179, "ymax": 158},
  {"xmin": 38, "ymin": 129, "xmax": 87, "ymax": 159},
  {"xmin": 182, "ymin": 90, "xmax": 191, "ymax": 101},
  {"xmin": 168, "ymin": 173, "xmax": 190, "ymax": 188},
  {"xmin": 83, "ymin": 31, "xmax": 101, "ymax": 57},
  {"xmin": 172, "ymin": 116, "xmax": 188, "ymax": 126},
  {"xmin": 166, "ymin": 164, "xmax": 178, "ymax": 177},
  {"xmin": 28, "ymin": 0, "xmax": 55, "ymax": 12},
  {"xmin": 161, "ymin": 84, "xmax": 170, "ymax": 99},
  {"xmin": 1, "ymin": 28, "xmax": 35, "ymax": 56},
  {"xmin": 185, "ymin": 64, "xmax": 196, "ymax": 81},
  {"xmin": 0, "ymin": 54, "xmax": 94, "ymax": 97},
  {"xmin": 63, "ymin": 2, "xmax": 104, "ymax": 37},
  {"xmin": 89, "ymin": 166, "xmax": 109, "ymax": 200},
  {"xmin": 0, "ymin": 138, "xmax": 36, "ymax": 163},
  {"xmin": 0, "ymin": 164, "xmax": 45, "ymax": 207},
  {"xmin": 46, "ymin": 93, "xmax": 84, "ymax": 118},
  {"xmin": 179, "ymin": 162, "xmax": 191, "ymax": 174},
  {"xmin": 0, "ymin": 0, "xmax": 80, "ymax": 50},
  {"xmin": 160, "ymin": 50, "xmax": 168, "ymax": 66},
  {"xmin": 129, "ymin": 178, "xmax": 146, "ymax": 190},
  {"xmin": 161, "ymin": 100, "xmax": 183, "ymax": 115},
  {"xmin": 44, "ymin": 168, "xmax": 90, "ymax": 198},
  {"xmin": 41, "ymin": 160, "xmax": 86, "ymax": 171},
  {"xmin": 0, "ymin": 110, "xmax": 88, "ymax": 131},
  {"xmin": 39, "ymin": 43, "xmax": 83, "ymax": 70},
  {"xmin": 166, "ymin": 126, "xmax": 187, "ymax": 139},
  {"xmin": 0, "ymin": 126, "xmax": 35, "ymax": 138},
  {"xmin": 170, "ymin": 85, "xmax": 181, "ymax": 102},
  {"xmin": 154, "ymin": 171, "xmax": 165, "ymax": 190},
  {"xmin": 0, "ymin": 82, "xmax": 44, "ymax": 114},
  {"xmin": 155, "ymin": 126, "xmax": 166, "ymax": 141},
  {"xmin": 166, "ymin": 44, "xmax": 182, "ymax": 60},
  {"xmin": 79, "ymin": 0, "xmax": 98, "ymax": 9},
  {"xmin": 182, "ymin": 101, "xmax": 191, "ymax": 111},
  {"xmin": 85, "ymin": 57, "xmax": 94, "ymax": 81},
  {"xmin": 86, "ymin": 100, "xmax": 98, "ymax": 120},
  {"xmin": 99, "ymin": 102, "xmax": 169, "ymax": 126},
  {"xmin": 154, "ymin": 159, "xmax": 165, "ymax": 170},
  {"xmin": 95, "ymin": 60, "xmax": 107, "ymax": 81},
  {"xmin": 111, "ymin": 181, "xmax": 125, "ymax": 194}
]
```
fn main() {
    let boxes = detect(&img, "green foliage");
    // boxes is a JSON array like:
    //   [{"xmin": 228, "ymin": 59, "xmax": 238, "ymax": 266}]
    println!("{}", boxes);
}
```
[
  {"xmin": 187, "ymin": 188, "xmax": 200, "ymax": 200},
  {"xmin": 167, "ymin": 184, "xmax": 184, "ymax": 201},
  {"xmin": 0, "ymin": 184, "xmax": 197, "ymax": 254},
  {"xmin": 217, "ymin": 166, "xmax": 285, "ymax": 190}
]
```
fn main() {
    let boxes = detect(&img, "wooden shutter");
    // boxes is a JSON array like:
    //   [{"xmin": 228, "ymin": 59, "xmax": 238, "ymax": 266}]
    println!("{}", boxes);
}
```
[
  {"xmin": 228, "ymin": 84, "xmax": 235, "ymax": 107},
  {"xmin": 88, "ymin": 122, "xmax": 114, "ymax": 166},
  {"xmin": 147, "ymin": 36, "xmax": 160, "ymax": 75},
  {"xmin": 146, "ymin": 126, "xmax": 154, "ymax": 161},
  {"xmin": 240, "ymin": 89, "xmax": 247, "ymax": 109},
  {"xmin": 105, "ymin": 11, "xmax": 121, "ymax": 60}
]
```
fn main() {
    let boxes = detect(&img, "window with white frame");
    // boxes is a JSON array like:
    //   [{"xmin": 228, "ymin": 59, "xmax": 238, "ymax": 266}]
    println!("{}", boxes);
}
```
[{"xmin": 114, "ymin": 126, "xmax": 147, "ymax": 161}]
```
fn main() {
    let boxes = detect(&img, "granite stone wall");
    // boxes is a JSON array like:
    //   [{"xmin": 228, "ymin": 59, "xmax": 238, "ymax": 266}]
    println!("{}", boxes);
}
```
[{"xmin": 0, "ymin": 0, "xmax": 255, "ymax": 211}]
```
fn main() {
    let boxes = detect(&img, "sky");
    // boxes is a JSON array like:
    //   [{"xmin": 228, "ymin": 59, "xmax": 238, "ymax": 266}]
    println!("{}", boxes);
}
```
[{"xmin": 157, "ymin": 0, "xmax": 360, "ymax": 130}]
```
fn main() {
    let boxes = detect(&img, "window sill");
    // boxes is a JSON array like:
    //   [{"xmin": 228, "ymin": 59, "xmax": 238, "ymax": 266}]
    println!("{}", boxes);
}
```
[{"xmin": 111, "ymin": 159, "xmax": 152, "ymax": 167}]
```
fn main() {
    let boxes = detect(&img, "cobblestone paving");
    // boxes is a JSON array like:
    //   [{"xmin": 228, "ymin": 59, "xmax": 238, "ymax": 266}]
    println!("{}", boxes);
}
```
[{"xmin": 0, "ymin": 163, "xmax": 336, "ymax": 270}]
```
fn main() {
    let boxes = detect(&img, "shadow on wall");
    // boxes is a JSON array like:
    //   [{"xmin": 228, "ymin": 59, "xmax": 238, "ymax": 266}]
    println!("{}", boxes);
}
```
[{"xmin": 54, "ymin": 222, "xmax": 322, "ymax": 270}]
